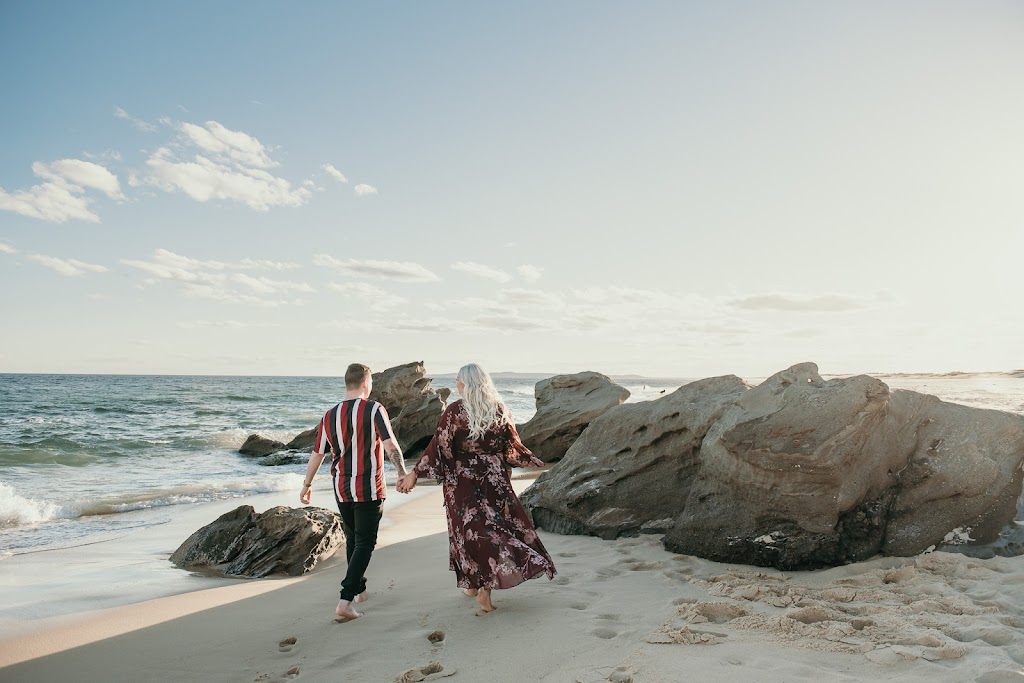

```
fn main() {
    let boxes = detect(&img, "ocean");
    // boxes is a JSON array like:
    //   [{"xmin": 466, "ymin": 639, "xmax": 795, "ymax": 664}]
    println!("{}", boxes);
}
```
[{"xmin": 1, "ymin": 371, "xmax": 1022, "ymax": 629}]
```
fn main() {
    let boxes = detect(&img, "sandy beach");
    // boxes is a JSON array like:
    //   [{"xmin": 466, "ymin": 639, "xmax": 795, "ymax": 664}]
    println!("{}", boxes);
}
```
[{"xmin": 2, "ymin": 477, "xmax": 1022, "ymax": 683}]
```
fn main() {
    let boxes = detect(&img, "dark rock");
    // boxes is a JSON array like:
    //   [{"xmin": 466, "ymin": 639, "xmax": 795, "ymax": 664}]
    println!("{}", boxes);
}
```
[
  {"xmin": 286, "ymin": 427, "xmax": 318, "ymax": 451},
  {"xmin": 518, "ymin": 372, "xmax": 630, "ymax": 463},
  {"xmin": 239, "ymin": 434, "xmax": 287, "ymax": 457},
  {"xmin": 524, "ymin": 362, "xmax": 1024, "ymax": 570},
  {"xmin": 170, "ymin": 505, "xmax": 344, "ymax": 578}
]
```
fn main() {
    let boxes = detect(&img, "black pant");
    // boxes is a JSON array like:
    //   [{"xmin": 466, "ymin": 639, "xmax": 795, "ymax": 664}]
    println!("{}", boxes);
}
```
[{"xmin": 336, "ymin": 500, "xmax": 383, "ymax": 601}]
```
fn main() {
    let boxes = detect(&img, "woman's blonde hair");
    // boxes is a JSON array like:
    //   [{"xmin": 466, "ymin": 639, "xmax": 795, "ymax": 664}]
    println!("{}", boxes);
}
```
[{"xmin": 457, "ymin": 363, "xmax": 511, "ymax": 439}]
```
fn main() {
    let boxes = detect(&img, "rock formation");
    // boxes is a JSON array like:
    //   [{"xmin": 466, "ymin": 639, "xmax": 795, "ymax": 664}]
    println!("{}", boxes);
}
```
[
  {"xmin": 238, "ymin": 434, "xmax": 287, "ymax": 457},
  {"xmin": 523, "ymin": 363, "xmax": 1024, "ymax": 570},
  {"xmin": 170, "ymin": 505, "xmax": 343, "ymax": 577},
  {"xmin": 285, "ymin": 427, "xmax": 318, "ymax": 451},
  {"xmin": 517, "ymin": 372, "xmax": 630, "ymax": 462},
  {"xmin": 369, "ymin": 361, "xmax": 447, "ymax": 457}
]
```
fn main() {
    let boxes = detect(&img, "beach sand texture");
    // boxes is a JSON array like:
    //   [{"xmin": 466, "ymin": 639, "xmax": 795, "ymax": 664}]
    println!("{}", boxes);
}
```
[{"xmin": 2, "ymin": 481, "xmax": 1024, "ymax": 683}]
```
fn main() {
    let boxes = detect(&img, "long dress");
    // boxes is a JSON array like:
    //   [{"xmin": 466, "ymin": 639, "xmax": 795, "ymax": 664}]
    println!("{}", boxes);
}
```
[{"xmin": 413, "ymin": 399, "xmax": 557, "ymax": 590}]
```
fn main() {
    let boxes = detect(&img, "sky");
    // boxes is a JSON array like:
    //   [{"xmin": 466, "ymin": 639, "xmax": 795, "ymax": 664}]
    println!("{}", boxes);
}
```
[{"xmin": 1, "ymin": 1, "xmax": 1022, "ymax": 378}]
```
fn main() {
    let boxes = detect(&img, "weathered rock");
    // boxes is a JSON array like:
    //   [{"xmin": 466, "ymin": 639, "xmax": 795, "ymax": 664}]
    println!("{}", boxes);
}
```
[
  {"xmin": 286, "ymin": 427, "xmax": 318, "ymax": 451},
  {"xmin": 369, "ymin": 361, "xmax": 436, "ymax": 418},
  {"xmin": 524, "ymin": 362, "xmax": 1024, "ymax": 570},
  {"xmin": 392, "ymin": 393, "xmax": 445, "ymax": 459},
  {"xmin": 518, "ymin": 372, "xmax": 631, "ymax": 463},
  {"xmin": 170, "ymin": 505, "xmax": 344, "ymax": 578},
  {"xmin": 239, "ymin": 434, "xmax": 287, "ymax": 457},
  {"xmin": 521, "ymin": 375, "xmax": 748, "ymax": 538}
]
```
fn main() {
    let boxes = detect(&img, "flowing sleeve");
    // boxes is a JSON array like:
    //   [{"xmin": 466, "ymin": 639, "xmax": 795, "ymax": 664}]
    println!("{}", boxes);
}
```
[
  {"xmin": 413, "ymin": 405, "xmax": 450, "ymax": 482},
  {"xmin": 503, "ymin": 416, "xmax": 544, "ymax": 468}
]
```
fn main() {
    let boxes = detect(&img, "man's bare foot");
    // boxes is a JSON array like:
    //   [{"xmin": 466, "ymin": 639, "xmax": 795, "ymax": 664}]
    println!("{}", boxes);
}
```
[
  {"xmin": 354, "ymin": 591, "xmax": 368, "ymax": 603},
  {"xmin": 462, "ymin": 588, "xmax": 478, "ymax": 597},
  {"xmin": 335, "ymin": 599, "xmax": 362, "ymax": 621},
  {"xmin": 475, "ymin": 588, "xmax": 495, "ymax": 613}
]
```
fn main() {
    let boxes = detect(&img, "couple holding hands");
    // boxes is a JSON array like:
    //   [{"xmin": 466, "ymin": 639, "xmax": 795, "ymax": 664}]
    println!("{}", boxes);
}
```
[{"xmin": 301, "ymin": 362, "xmax": 556, "ymax": 620}]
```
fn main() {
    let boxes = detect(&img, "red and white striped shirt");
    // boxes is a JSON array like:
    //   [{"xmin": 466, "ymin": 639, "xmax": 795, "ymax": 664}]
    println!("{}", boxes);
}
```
[{"xmin": 314, "ymin": 398, "xmax": 396, "ymax": 502}]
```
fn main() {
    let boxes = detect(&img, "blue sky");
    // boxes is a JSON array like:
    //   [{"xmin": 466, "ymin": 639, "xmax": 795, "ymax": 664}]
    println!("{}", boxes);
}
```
[{"xmin": 1, "ymin": 2, "xmax": 1022, "ymax": 376}]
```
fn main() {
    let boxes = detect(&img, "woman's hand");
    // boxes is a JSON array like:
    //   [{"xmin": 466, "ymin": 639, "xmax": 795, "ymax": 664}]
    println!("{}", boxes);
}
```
[{"xmin": 397, "ymin": 472, "xmax": 418, "ymax": 493}]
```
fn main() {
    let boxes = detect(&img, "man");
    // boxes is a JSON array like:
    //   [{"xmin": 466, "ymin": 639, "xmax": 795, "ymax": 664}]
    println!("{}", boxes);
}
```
[{"xmin": 300, "ymin": 363, "xmax": 407, "ymax": 621}]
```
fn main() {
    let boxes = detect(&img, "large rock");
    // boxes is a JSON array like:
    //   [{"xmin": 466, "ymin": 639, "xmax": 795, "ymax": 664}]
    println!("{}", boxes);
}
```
[
  {"xmin": 521, "ymin": 375, "xmax": 748, "ymax": 538},
  {"xmin": 286, "ymin": 427, "xmax": 318, "ymax": 451},
  {"xmin": 518, "ymin": 372, "xmax": 631, "ymax": 463},
  {"xmin": 524, "ymin": 362, "xmax": 1024, "ymax": 570},
  {"xmin": 369, "ymin": 361, "xmax": 448, "ymax": 456},
  {"xmin": 369, "ymin": 361, "xmax": 436, "ymax": 417},
  {"xmin": 238, "ymin": 434, "xmax": 287, "ymax": 457},
  {"xmin": 170, "ymin": 505, "xmax": 343, "ymax": 578},
  {"xmin": 392, "ymin": 393, "xmax": 446, "ymax": 459}
]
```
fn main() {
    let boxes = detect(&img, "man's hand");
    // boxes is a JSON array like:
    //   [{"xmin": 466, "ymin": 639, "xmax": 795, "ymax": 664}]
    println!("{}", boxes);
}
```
[{"xmin": 300, "ymin": 484, "xmax": 312, "ymax": 505}]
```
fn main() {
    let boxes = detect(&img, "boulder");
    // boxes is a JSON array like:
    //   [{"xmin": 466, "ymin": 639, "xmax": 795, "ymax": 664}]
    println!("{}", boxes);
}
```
[
  {"xmin": 518, "ymin": 372, "xmax": 631, "ymax": 463},
  {"xmin": 521, "ymin": 375, "xmax": 748, "ymax": 538},
  {"xmin": 369, "ymin": 361, "xmax": 436, "ymax": 418},
  {"xmin": 170, "ymin": 505, "xmax": 344, "ymax": 578},
  {"xmin": 524, "ymin": 362, "xmax": 1024, "ymax": 570},
  {"xmin": 392, "ymin": 393, "xmax": 445, "ymax": 459},
  {"xmin": 239, "ymin": 434, "xmax": 287, "ymax": 457},
  {"xmin": 286, "ymin": 427, "xmax": 318, "ymax": 451}
]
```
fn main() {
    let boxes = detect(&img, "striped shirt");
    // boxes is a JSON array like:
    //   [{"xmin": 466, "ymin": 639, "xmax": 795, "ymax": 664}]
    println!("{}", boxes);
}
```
[{"xmin": 314, "ymin": 398, "xmax": 396, "ymax": 502}]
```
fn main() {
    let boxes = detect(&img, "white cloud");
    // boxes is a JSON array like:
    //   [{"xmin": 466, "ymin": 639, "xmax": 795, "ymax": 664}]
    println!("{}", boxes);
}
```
[
  {"xmin": 385, "ymin": 318, "xmax": 454, "ymax": 333},
  {"xmin": 497, "ymin": 288, "xmax": 564, "ymax": 309},
  {"xmin": 122, "ymin": 249, "xmax": 312, "ymax": 306},
  {"xmin": 0, "ymin": 242, "xmax": 15, "ymax": 254},
  {"xmin": 354, "ymin": 183, "xmax": 378, "ymax": 196},
  {"xmin": 113, "ymin": 106, "xmax": 158, "ymax": 132},
  {"xmin": 313, "ymin": 255, "xmax": 440, "ymax": 282},
  {"xmin": 142, "ymin": 146, "xmax": 311, "ymax": 211},
  {"xmin": 35, "ymin": 159, "xmax": 124, "ymax": 200},
  {"xmin": 728, "ymin": 293, "xmax": 867, "ymax": 312},
  {"xmin": 177, "ymin": 320, "xmax": 280, "ymax": 329},
  {"xmin": 517, "ymin": 264, "xmax": 543, "ymax": 283},
  {"xmin": 178, "ymin": 121, "xmax": 274, "ymax": 169},
  {"xmin": 451, "ymin": 261, "xmax": 512, "ymax": 283},
  {"xmin": 472, "ymin": 312, "xmax": 552, "ymax": 332},
  {"xmin": 323, "ymin": 164, "xmax": 348, "ymax": 184},
  {"xmin": 328, "ymin": 281, "xmax": 407, "ymax": 309},
  {"xmin": 28, "ymin": 254, "xmax": 108, "ymax": 277},
  {"xmin": 0, "ymin": 171, "xmax": 99, "ymax": 223}
]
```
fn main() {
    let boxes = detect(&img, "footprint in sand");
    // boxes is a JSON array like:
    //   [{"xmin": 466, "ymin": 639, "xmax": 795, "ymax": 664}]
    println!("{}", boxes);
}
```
[
  {"xmin": 594, "ymin": 566, "xmax": 623, "ymax": 580},
  {"xmin": 427, "ymin": 630, "xmax": 446, "ymax": 646},
  {"xmin": 569, "ymin": 602, "xmax": 589, "ymax": 611},
  {"xmin": 283, "ymin": 666, "xmax": 301, "ymax": 680},
  {"xmin": 608, "ymin": 668, "xmax": 634, "ymax": 683},
  {"xmin": 557, "ymin": 552, "xmax": 577, "ymax": 558},
  {"xmin": 553, "ymin": 576, "xmax": 571, "ymax": 585},
  {"xmin": 592, "ymin": 627, "xmax": 619, "ymax": 639},
  {"xmin": 596, "ymin": 613, "xmax": 621, "ymax": 621},
  {"xmin": 394, "ymin": 661, "xmax": 456, "ymax": 682},
  {"xmin": 278, "ymin": 637, "xmax": 298, "ymax": 653}
]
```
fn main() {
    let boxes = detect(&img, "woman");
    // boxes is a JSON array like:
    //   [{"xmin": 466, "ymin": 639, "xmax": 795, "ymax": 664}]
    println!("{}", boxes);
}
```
[{"xmin": 397, "ymin": 363, "xmax": 556, "ymax": 613}]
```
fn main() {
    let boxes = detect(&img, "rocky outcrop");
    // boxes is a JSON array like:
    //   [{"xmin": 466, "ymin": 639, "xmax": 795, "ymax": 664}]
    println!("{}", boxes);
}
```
[
  {"xmin": 521, "ymin": 375, "xmax": 748, "ymax": 538},
  {"xmin": 170, "ymin": 505, "xmax": 343, "ymax": 577},
  {"xmin": 369, "ymin": 361, "xmax": 447, "ymax": 455},
  {"xmin": 369, "ymin": 361, "xmax": 435, "ymax": 416},
  {"xmin": 392, "ymin": 393, "xmax": 446, "ymax": 459},
  {"xmin": 524, "ymin": 362, "xmax": 1024, "ymax": 570},
  {"xmin": 239, "ymin": 434, "xmax": 287, "ymax": 457},
  {"xmin": 518, "ymin": 372, "xmax": 631, "ymax": 463}
]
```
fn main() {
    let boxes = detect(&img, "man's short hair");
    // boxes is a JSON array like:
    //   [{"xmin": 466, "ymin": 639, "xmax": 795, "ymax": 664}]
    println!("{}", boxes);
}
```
[{"xmin": 345, "ymin": 363, "xmax": 371, "ymax": 390}]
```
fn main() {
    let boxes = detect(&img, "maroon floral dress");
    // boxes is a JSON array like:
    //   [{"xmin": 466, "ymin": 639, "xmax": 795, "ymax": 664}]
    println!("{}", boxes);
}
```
[{"xmin": 414, "ymin": 400, "xmax": 557, "ymax": 591}]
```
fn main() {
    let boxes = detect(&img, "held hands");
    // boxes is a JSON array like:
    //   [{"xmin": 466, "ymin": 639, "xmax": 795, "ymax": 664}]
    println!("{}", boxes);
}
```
[
  {"xmin": 300, "ymin": 484, "xmax": 312, "ymax": 505},
  {"xmin": 396, "ymin": 472, "xmax": 418, "ymax": 494}
]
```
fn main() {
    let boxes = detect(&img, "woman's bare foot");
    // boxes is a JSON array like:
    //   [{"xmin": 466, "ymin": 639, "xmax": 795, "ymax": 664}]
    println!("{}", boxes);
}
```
[
  {"xmin": 354, "ymin": 591, "xmax": 368, "ymax": 604},
  {"xmin": 475, "ymin": 588, "xmax": 495, "ymax": 613},
  {"xmin": 462, "ymin": 588, "xmax": 478, "ymax": 597},
  {"xmin": 335, "ymin": 599, "xmax": 362, "ymax": 621}
]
